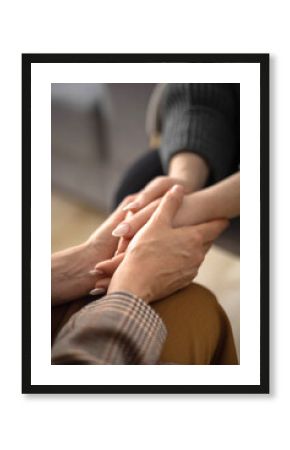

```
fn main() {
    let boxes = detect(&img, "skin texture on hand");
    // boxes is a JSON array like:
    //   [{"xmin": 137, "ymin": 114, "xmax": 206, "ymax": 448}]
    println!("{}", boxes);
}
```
[
  {"xmin": 94, "ymin": 185, "xmax": 229, "ymax": 303},
  {"xmin": 51, "ymin": 194, "xmax": 137, "ymax": 305},
  {"xmin": 113, "ymin": 152, "xmax": 210, "ymax": 254}
]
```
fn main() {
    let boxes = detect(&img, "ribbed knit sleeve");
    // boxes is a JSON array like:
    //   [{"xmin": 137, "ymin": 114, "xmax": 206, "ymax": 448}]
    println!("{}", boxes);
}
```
[
  {"xmin": 51, "ymin": 292, "xmax": 167, "ymax": 365},
  {"xmin": 160, "ymin": 83, "xmax": 240, "ymax": 183}
]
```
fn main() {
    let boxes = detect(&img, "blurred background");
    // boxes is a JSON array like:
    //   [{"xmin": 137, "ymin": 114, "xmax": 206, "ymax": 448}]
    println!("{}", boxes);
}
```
[{"xmin": 51, "ymin": 83, "xmax": 240, "ymax": 360}]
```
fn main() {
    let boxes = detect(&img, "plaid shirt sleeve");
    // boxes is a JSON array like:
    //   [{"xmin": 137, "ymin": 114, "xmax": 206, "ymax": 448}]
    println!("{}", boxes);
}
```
[{"xmin": 51, "ymin": 291, "xmax": 167, "ymax": 365}]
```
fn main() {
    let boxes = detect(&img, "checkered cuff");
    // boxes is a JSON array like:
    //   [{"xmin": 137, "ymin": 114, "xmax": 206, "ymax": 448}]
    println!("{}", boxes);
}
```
[{"xmin": 52, "ymin": 291, "xmax": 167, "ymax": 365}]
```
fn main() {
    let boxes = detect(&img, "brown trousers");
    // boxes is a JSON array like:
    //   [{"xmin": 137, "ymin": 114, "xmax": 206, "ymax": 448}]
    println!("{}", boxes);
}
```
[{"xmin": 52, "ymin": 283, "xmax": 238, "ymax": 365}]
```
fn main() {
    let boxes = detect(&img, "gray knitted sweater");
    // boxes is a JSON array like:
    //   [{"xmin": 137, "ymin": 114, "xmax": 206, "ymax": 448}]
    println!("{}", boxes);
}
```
[{"xmin": 159, "ymin": 83, "xmax": 240, "ymax": 184}]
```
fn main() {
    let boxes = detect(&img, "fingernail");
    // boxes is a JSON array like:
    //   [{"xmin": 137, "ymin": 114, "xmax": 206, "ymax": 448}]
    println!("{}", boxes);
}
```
[
  {"xmin": 112, "ymin": 222, "xmax": 130, "ymax": 237},
  {"xmin": 123, "ymin": 201, "xmax": 141, "ymax": 211},
  {"xmin": 88, "ymin": 269, "xmax": 104, "ymax": 276},
  {"xmin": 89, "ymin": 288, "xmax": 106, "ymax": 296}
]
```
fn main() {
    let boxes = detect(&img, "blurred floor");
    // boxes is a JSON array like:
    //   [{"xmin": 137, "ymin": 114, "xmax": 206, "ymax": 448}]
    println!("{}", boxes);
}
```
[
  {"xmin": 52, "ymin": 190, "xmax": 240, "ymax": 360},
  {"xmin": 52, "ymin": 191, "xmax": 106, "ymax": 252}
]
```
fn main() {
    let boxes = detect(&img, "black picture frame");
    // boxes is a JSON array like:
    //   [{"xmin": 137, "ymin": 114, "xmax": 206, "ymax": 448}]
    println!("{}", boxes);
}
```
[{"xmin": 22, "ymin": 53, "xmax": 269, "ymax": 394}]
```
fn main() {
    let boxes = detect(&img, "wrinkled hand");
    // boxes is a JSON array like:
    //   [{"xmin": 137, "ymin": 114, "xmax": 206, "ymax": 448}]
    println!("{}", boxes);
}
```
[
  {"xmin": 113, "ymin": 197, "xmax": 161, "ymax": 245},
  {"xmin": 91, "ymin": 185, "xmax": 228, "ymax": 303},
  {"xmin": 113, "ymin": 176, "xmax": 192, "ymax": 254},
  {"xmin": 86, "ymin": 193, "xmax": 138, "ymax": 259},
  {"xmin": 51, "ymin": 194, "xmax": 137, "ymax": 305}
]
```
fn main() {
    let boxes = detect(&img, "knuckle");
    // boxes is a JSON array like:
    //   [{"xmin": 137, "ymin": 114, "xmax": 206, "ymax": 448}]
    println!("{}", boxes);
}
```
[
  {"xmin": 125, "ymin": 194, "xmax": 135, "ymax": 204},
  {"xmin": 147, "ymin": 177, "xmax": 158, "ymax": 189}
]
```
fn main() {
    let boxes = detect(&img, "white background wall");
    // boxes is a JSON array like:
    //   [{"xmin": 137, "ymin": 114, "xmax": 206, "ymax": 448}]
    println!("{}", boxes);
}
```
[{"xmin": 0, "ymin": 1, "xmax": 287, "ymax": 449}]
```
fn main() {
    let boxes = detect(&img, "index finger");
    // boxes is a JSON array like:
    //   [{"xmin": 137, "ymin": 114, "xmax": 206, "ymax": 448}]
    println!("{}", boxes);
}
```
[
  {"xmin": 112, "ymin": 199, "xmax": 160, "ymax": 238},
  {"xmin": 123, "ymin": 177, "xmax": 175, "ymax": 212}
]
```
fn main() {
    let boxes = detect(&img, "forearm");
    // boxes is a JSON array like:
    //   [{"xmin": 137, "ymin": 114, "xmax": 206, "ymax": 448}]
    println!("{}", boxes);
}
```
[
  {"xmin": 174, "ymin": 172, "xmax": 240, "ymax": 227},
  {"xmin": 51, "ymin": 242, "xmax": 97, "ymax": 306},
  {"xmin": 52, "ymin": 292, "xmax": 167, "ymax": 365},
  {"xmin": 168, "ymin": 152, "xmax": 209, "ymax": 192},
  {"xmin": 160, "ymin": 84, "xmax": 239, "ymax": 183}
]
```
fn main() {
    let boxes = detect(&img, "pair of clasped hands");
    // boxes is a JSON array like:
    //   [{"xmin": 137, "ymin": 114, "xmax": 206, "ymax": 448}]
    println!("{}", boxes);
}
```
[
  {"xmin": 85, "ymin": 176, "xmax": 228, "ymax": 304},
  {"xmin": 52, "ymin": 176, "xmax": 228, "ymax": 307}
]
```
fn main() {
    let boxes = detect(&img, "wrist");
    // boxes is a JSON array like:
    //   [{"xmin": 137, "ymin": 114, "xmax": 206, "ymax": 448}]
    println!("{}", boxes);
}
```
[
  {"xmin": 173, "ymin": 190, "xmax": 217, "ymax": 228},
  {"xmin": 168, "ymin": 152, "xmax": 209, "ymax": 192},
  {"xmin": 108, "ymin": 269, "xmax": 152, "ymax": 304}
]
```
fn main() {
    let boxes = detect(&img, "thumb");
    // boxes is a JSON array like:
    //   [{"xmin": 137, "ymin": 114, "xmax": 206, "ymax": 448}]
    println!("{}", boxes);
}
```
[{"xmin": 151, "ymin": 184, "xmax": 184, "ymax": 226}]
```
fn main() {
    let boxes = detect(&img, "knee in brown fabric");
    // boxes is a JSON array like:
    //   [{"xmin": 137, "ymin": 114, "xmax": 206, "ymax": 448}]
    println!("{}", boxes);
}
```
[{"xmin": 152, "ymin": 283, "xmax": 238, "ymax": 365}]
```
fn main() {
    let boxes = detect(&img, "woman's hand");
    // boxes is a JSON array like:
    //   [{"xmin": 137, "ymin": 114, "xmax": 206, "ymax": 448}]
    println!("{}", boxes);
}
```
[
  {"xmin": 121, "ymin": 152, "xmax": 209, "ymax": 214},
  {"xmin": 92, "ymin": 185, "xmax": 229, "ymax": 303},
  {"xmin": 112, "ymin": 198, "xmax": 160, "ymax": 240},
  {"xmin": 112, "ymin": 194, "xmax": 204, "ymax": 241},
  {"xmin": 122, "ymin": 176, "xmax": 191, "ymax": 213},
  {"xmin": 112, "ymin": 153, "xmax": 209, "ymax": 251},
  {"xmin": 112, "ymin": 172, "xmax": 240, "ymax": 241},
  {"xmin": 51, "ymin": 194, "xmax": 137, "ymax": 305}
]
